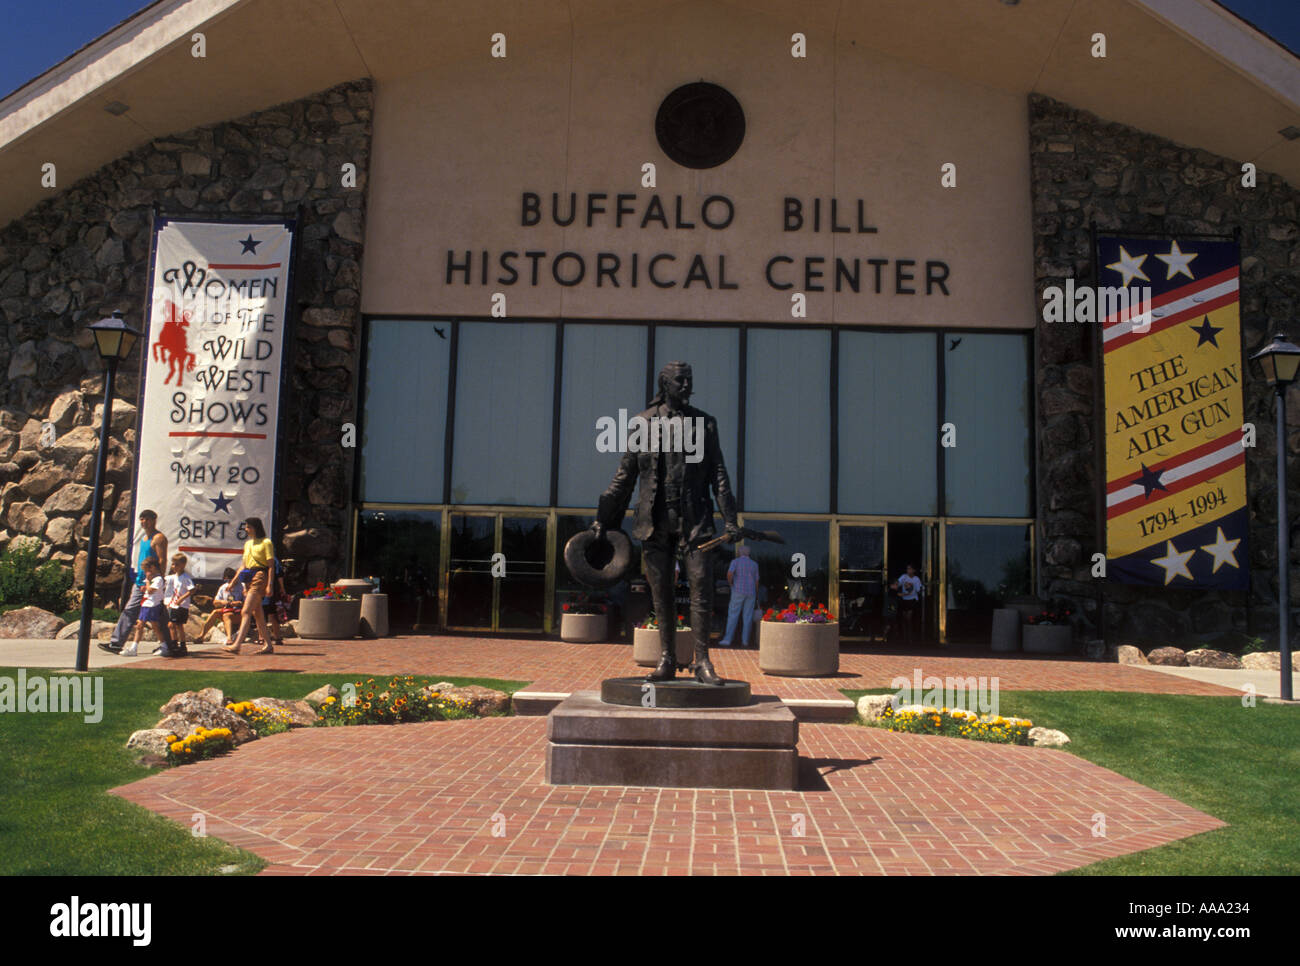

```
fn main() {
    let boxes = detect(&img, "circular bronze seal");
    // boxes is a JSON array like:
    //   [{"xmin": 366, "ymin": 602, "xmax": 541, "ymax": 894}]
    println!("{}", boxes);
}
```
[{"xmin": 655, "ymin": 82, "xmax": 745, "ymax": 169}]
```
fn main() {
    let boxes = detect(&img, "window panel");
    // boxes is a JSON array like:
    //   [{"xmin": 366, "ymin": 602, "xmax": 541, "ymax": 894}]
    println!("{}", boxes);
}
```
[
  {"xmin": 451, "ymin": 321, "xmax": 555, "ymax": 506},
  {"xmin": 744, "ymin": 328, "xmax": 830, "ymax": 512},
  {"xmin": 361, "ymin": 321, "xmax": 450, "ymax": 503},
  {"xmin": 558, "ymin": 324, "xmax": 648, "ymax": 508},
  {"xmin": 838, "ymin": 331, "xmax": 937, "ymax": 514},
  {"xmin": 943, "ymin": 333, "xmax": 1031, "ymax": 517}
]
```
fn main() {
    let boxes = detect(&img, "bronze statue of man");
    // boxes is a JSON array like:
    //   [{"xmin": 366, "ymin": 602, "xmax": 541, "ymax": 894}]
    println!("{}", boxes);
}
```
[{"xmin": 592, "ymin": 361, "xmax": 739, "ymax": 685}]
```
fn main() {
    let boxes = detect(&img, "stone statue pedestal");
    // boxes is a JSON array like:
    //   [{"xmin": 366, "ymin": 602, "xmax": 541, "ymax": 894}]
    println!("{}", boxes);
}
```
[{"xmin": 545, "ymin": 688, "xmax": 798, "ymax": 791}]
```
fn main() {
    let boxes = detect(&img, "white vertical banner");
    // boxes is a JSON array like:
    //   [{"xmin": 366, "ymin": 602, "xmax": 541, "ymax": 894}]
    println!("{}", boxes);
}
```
[{"xmin": 132, "ymin": 218, "xmax": 296, "ymax": 580}]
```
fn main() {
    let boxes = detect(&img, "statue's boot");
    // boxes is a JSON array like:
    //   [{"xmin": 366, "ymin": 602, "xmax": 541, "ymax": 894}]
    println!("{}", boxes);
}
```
[
  {"xmin": 693, "ymin": 641, "xmax": 724, "ymax": 686},
  {"xmin": 646, "ymin": 646, "xmax": 677, "ymax": 681}
]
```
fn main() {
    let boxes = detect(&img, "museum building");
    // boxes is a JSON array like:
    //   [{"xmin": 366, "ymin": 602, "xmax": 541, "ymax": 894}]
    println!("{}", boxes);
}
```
[{"xmin": 1, "ymin": 0, "xmax": 1298, "ymax": 644}]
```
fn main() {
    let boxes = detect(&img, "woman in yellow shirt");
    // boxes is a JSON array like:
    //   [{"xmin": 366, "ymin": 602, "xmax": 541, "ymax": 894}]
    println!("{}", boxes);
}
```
[{"xmin": 224, "ymin": 516, "xmax": 276, "ymax": 655}]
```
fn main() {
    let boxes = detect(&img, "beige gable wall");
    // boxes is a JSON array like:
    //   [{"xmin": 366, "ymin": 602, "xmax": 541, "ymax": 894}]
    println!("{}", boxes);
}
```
[{"xmin": 361, "ymin": 3, "xmax": 1034, "ymax": 327}]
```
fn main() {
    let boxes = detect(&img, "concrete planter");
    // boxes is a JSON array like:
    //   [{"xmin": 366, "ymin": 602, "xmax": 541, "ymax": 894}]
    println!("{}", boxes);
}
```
[
  {"xmin": 560, "ymin": 612, "xmax": 607, "ymax": 642},
  {"xmin": 632, "ymin": 626, "xmax": 694, "ymax": 667},
  {"xmin": 1022, "ymin": 623, "xmax": 1073, "ymax": 654},
  {"xmin": 297, "ymin": 597, "xmax": 362, "ymax": 639},
  {"xmin": 759, "ymin": 620, "xmax": 839, "ymax": 677},
  {"xmin": 991, "ymin": 608, "xmax": 1021, "ymax": 652},
  {"xmin": 359, "ymin": 593, "xmax": 389, "ymax": 638}
]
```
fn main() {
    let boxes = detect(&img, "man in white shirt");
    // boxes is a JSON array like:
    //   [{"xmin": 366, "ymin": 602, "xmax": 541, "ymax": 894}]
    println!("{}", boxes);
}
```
[{"xmin": 892, "ymin": 564, "xmax": 924, "ymax": 645}]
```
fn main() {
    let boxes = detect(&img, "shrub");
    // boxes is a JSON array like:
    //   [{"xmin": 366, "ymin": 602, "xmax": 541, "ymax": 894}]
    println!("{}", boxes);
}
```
[{"xmin": 0, "ymin": 537, "xmax": 74, "ymax": 613}]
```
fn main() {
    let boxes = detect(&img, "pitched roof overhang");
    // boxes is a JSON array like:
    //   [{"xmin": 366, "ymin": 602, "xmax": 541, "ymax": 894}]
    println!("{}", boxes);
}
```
[{"xmin": 1, "ymin": 0, "xmax": 1297, "ymax": 227}]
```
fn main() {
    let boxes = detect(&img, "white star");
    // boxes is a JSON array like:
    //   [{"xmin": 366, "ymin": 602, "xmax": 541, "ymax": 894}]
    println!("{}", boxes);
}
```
[
  {"xmin": 1200, "ymin": 527, "xmax": 1240, "ymax": 573},
  {"xmin": 1107, "ymin": 246, "xmax": 1150, "ymax": 287},
  {"xmin": 1154, "ymin": 240, "xmax": 1198, "ymax": 281},
  {"xmin": 1151, "ymin": 539, "xmax": 1195, "ymax": 585}
]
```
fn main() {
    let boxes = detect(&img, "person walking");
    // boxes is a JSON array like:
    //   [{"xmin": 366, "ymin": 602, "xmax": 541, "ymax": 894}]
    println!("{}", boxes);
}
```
[
  {"xmin": 719, "ymin": 545, "xmax": 760, "ymax": 648},
  {"xmin": 223, "ymin": 516, "xmax": 277, "ymax": 656},
  {"xmin": 893, "ymin": 563, "xmax": 924, "ymax": 645},
  {"xmin": 101, "ymin": 509, "xmax": 176, "ymax": 655}
]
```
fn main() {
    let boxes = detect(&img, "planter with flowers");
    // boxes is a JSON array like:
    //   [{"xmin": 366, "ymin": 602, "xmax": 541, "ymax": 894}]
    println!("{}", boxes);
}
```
[
  {"xmin": 632, "ymin": 613, "xmax": 694, "ymax": 667},
  {"xmin": 297, "ymin": 582, "xmax": 362, "ymax": 640},
  {"xmin": 759, "ymin": 602, "xmax": 839, "ymax": 677},
  {"xmin": 1022, "ymin": 603, "xmax": 1074, "ymax": 654},
  {"xmin": 560, "ymin": 592, "xmax": 609, "ymax": 642}
]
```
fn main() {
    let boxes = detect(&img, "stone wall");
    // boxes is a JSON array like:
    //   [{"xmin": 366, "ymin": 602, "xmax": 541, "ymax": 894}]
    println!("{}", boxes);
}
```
[
  {"xmin": 0, "ymin": 80, "xmax": 372, "ymax": 601},
  {"xmin": 1030, "ymin": 92, "xmax": 1300, "ymax": 645}
]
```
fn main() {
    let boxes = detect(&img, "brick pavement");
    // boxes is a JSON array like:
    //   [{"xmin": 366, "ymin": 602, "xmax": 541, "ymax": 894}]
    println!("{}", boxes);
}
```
[
  {"xmin": 110, "ymin": 715, "xmax": 1226, "ymax": 875},
  {"xmin": 132, "ymin": 635, "xmax": 1240, "ymax": 696}
]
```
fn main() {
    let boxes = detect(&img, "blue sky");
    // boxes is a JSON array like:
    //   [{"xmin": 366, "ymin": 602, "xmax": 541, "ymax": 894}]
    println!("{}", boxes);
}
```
[{"xmin": 0, "ymin": 0, "xmax": 1297, "ymax": 100}]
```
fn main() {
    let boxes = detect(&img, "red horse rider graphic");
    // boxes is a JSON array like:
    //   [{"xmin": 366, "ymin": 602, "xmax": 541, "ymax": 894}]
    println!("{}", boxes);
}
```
[{"xmin": 152, "ymin": 299, "xmax": 196, "ymax": 385}]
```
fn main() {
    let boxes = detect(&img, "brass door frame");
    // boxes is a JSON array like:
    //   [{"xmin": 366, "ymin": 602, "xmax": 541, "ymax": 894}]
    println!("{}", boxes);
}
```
[
  {"xmin": 440, "ymin": 507, "xmax": 554, "ymax": 634},
  {"xmin": 353, "ymin": 505, "xmax": 1034, "ymax": 640}
]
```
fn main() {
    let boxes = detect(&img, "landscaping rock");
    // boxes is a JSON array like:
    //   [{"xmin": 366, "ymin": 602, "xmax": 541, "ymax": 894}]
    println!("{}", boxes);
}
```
[
  {"xmin": 303, "ymin": 683, "xmax": 339, "ymax": 707},
  {"xmin": 422, "ymin": 683, "xmax": 509, "ymax": 715},
  {"xmin": 1241, "ymin": 650, "xmax": 1300, "ymax": 671},
  {"xmin": 281, "ymin": 619, "xmax": 299, "ymax": 639},
  {"xmin": 155, "ymin": 692, "xmax": 254, "ymax": 743},
  {"xmin": 249, "ymin": 696, "xmax": 319, "ymax": 727},
  {"xmin": 197, "ymin": 687, "xmax": 225, "ymax": 707},
  {"xmin": 1029, "ymin": 727, "xmax": 1071, "ymax": 747},
  {"xmin": 0, "ymin": 605, "xmax": 64, "ymax": 639},
  {"xmin": 1116, "ymin": 644, "xmax": 1148, "ymax": 665},
  {"xmin": 126, "ymin": 728, "xmax": 176, "ymax": 758},
  {"xmin": 54, "ymin": 619, "xmax": 115, "ymax": 640},
  {"xmin": 1185, "ymin": 648, "xmax": 1243, "ymax": 670},
  {"xmin": 1146, "ymin": 646, "xmax": 1188, "ymax": 666},
  {"xmin": 856, "ymin": 694, "xmax": 893, "ymax": 721}
]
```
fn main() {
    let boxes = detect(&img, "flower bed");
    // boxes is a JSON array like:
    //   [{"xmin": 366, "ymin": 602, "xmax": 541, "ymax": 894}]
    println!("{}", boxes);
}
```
[
  {"xmin": 868, "ymin": 705, "xmax": 1033, "ymax": 745},
  {"xmin": 763, "ymin": 601, "xmax": 835, "ymax": 623},
  {"xmin": 318, "ymin": 675, "xmax": 477, "ymax": 726},
  {"xmin": 226, "ymin": 701, "xmax": 294, "ymax": 737},
  {"xmin": 165, "ymin": 726, "xmax": 235, "ymax": 764}
]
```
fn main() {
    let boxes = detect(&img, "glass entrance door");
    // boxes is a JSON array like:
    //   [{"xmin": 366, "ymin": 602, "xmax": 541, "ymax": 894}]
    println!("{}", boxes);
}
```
[
  {"xmin": 446, "ymin": 512, "xmax": 549, "ymax": 633},
  {"xmin": 838, "ymin": 524, "xmax": 886, "ymax": 640}
]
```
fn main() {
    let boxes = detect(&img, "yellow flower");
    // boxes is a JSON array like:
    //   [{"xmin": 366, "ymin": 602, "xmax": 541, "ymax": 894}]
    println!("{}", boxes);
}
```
[{"xmin": 169, "ymin": 742, "xmax": 183, "ymax": 753}]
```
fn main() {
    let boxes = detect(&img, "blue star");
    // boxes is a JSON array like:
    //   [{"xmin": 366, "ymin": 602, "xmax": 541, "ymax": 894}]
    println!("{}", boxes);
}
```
[
  {"xmin": 209, "ymin": 491, "xmax": 233, "ymax": 513},
  {"xmin": 1190, "ymin": 315, "xmax": 1223, "ymax": 348},
  {"xmin": 1136, "ymin": 463, "xmax": 1167, "ymax": 500},
  {"xmin": 239, "ymin": 234, "xmax": 261, "ymax": 254}
]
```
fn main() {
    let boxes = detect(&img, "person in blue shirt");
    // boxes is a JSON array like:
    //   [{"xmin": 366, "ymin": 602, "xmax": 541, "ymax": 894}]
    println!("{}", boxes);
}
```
[
  {"xmin": 101, "ymin": 509, "xmax": 182, "ymax": 657},
  {"xmin": 718, "ymin": 545, "xmax": 760, "ymax": 648}
]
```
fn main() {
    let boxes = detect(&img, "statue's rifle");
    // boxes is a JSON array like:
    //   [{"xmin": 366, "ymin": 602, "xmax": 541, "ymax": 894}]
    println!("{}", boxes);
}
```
[{"xmin": 696, "ymin": 527, "xmax": 785, "ymax": 552}]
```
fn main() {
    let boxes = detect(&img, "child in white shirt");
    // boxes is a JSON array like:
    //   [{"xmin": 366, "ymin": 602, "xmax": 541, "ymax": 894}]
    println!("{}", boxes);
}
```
[
  {"xmin": 125, "ymin": 558, "xmax": 168, "ymax": 656},
  {"xmin": 165, "ymin": 554, "xmax": 195, "ymax": 647}
]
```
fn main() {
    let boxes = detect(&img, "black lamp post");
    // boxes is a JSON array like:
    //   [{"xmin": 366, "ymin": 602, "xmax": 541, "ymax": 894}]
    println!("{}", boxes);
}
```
[
  {"xmin": 1249, "ymin": 333, "xmax": 1300, "ymax": 701},
  {"xmin": 74, "ymin": 311, "xmax": 141, "ymax": 672}
]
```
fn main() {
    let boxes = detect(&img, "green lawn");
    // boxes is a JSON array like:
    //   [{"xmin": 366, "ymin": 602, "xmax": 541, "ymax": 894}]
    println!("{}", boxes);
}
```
[
  {"xmin": 843, "ymin": 687, "xmax": 1300, "ymax": 875},
  {"xmin": 0, "ymin": 667, "xmax": 528, "ymax": 876}
]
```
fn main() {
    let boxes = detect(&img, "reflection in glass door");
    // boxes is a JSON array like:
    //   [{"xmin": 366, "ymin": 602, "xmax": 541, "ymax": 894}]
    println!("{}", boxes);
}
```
[
  {"xmin": 446, "ymin": 513, "xmax": 549, "ymax": 633},
  {"xmin": 498, "ymin": 515, "xmax": 547, "ymax": 632},
  {"xmin": 447, "ymin": 514, "xmax": 494, "ymax": 629},
  {"xmin": 838, "ymin": 525, "xmax": 885, "ymax": 640}
]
